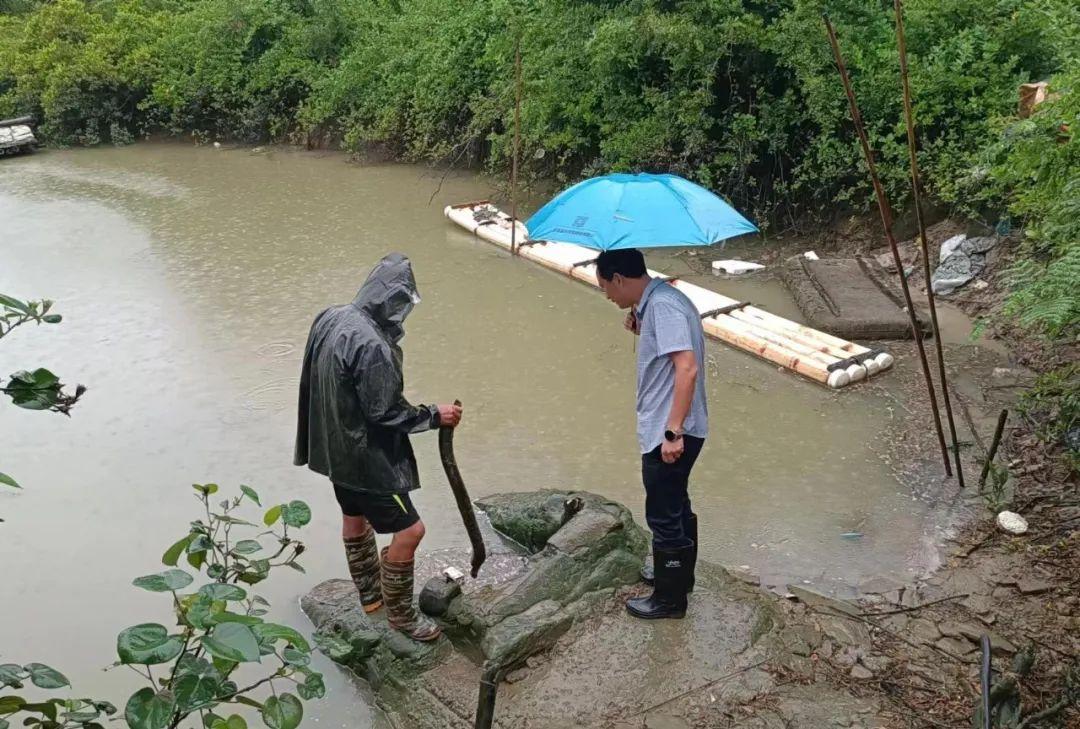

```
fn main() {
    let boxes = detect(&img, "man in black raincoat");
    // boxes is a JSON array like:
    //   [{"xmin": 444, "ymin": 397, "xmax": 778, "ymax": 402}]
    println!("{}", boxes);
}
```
[{"xmin": 295, "ymin": 253, "xmax": 461, "ymax": 642}]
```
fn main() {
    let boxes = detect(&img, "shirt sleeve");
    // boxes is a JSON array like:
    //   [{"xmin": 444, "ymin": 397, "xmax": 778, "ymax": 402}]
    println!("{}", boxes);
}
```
[
  {"xmin": 354, "ymin": 344, "xmax": 438, "ymax": 433},
  {"xmin": 650, "ymin": 301, "xmax": 695, "ymax": 357}
]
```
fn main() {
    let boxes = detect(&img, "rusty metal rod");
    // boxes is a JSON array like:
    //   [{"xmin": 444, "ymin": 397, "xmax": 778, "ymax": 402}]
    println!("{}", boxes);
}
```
[
  {"xmin": 823, "ymin": 14, "xmax": 952, "ymax": 476},
  {"xmin": 894, "ymin": 0, "xmax": 965, "ymax": 488}
]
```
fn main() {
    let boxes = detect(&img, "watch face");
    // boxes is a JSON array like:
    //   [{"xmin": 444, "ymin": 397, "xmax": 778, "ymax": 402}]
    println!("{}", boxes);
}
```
[{"xmin": 664, "ymin": 430, "xmax": 677, "ymax": 442}]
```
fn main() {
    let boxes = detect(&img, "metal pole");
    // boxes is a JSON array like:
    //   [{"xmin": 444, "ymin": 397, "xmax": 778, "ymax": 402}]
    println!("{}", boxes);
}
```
[
  {"xmin": 823, "ymin": 14, "xmax": 952, "ymax": 477},
  {"xmin": 509, "ymin": 35, "xmax": 522, "ymax": 256},
  {"xmin": 894, "ymin": 0, "xmax": 965, "ymax": 487}
]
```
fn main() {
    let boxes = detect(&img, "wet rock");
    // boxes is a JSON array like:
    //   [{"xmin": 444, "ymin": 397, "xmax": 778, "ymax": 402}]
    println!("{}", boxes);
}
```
[
  {"xmin": 547, "ymin": 509, "xmax": 621, "ymax": 553},
  {"xmin": 937, "ymin": 621, "xmax": 964, "ymax": 638},
  {"xmin": 787, "ymin": 585, "xmax": 860, "ymax": 617},
  {"xmin": 909, "ymin": 618, "xmax": 942, "ymax": 643},
  {"xmin": 419, "ymin": 575, "xmax": 461, "ymax": 617},
  {"xmin": 1017, "ymin": 577, "xmax": 1051, "ymax": 595},
  {"xmin": 962, "ymin": 594, "xmax": 995, "ymax": 615},
  {"xmin": 834, "ymin": 645, "xmax": 863, "ymax": 667},
  {"xmin": 645, "ymin": 715, "xmax": 691, "ymax": 729},
  {"xmin": 817, "ymin": 638, "xmax": 835, "ymax": 660},
  {"xmin": 850, "ymin": 664, "xmax": 874, "ymax": 680},
  {"xmin": 504, "ymin": 667, "xmax": 529, "ymax": 684},
  {"xmin": 730, "ymin": 565, "xmax": 760, "ymax": 586},
  {"xmin": 817, "ymin": 615, "xmax": 871, "ymax": 648},
  {"xmin": 861, "ymin": 655, "xmax": 890, "ymax": 672},
  {"xmin": 858, "ymin": 576, "xmax": 903, "ymax": 595},
  {"xmin": 937, "ymin": 637, "xmax": 976, "ymax": 657},
  {"xmin": 908, "ymin": 663, "xmax": 949, "ymax": 685},
  {"xmin": 480, "ymin": 599, "xmax": 573, "ymax": 668},
  {"xmin": 997, "ymin": 511, "xmax": 1029, "ymax": 535}
]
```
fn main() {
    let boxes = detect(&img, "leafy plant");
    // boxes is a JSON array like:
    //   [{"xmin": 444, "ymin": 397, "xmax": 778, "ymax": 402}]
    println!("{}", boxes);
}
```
[
  {"xmin": 1, "ymin": 486, "xmax": 335, "ymax": 729},
  {"xmin": 0, "ymin": 293, "xmax": 84, "ymax": 505},
  {"xmin": 1017, "ymin": 364, "xmax": 1080, "ymax": 474}
]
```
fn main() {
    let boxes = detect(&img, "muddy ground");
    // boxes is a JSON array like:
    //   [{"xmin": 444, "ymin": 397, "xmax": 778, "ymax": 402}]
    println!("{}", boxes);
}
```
[{"xmin": 691, "ymin": 219, "xmax": 1080, "ymax": 728}]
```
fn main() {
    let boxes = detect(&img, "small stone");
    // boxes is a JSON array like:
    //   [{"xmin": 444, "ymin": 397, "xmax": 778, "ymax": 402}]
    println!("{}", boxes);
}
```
[
  {"xmin": 834, "ymin": 645, "xmax": 862, "ymax": 667},
  {"xmin": 938, "ymin": 621, "xmax": 963, "ymax": 638},
  {"xmin": 850, "ymin": 664, "xmax": 874, "ymax": 680},
  {"xmin": 862, "ymin": 655, "xmax": 890, "ymax": 672},
  {"xmin": 504, "ymin": 667, "xmax": 529, "ymax": 684},
  {"xmin": 787, "ymin": 585, "xmax": 860, "ymax": 617},
  {"xmin": 996, "ymin": 511, "xmax": 1029, "ymax": 535},
  {"xmin": 909, "ymin": 619, "xmax": 942, "ymax": 643},
  {"xmin": 995, "ymin": 575, "xmax": 1019, "ymax": 586},
  {"xmin": 962, "ymin": 595, "xmax": 994, "ymax": 615},
  {"xmin": 418, "ymin": 575, "xmax": 462, "ymax": 617},
  {"xmin": 937, "ymin": 637, "xmax": 975, "ymax": 657},
  {"xmin": 1017, "ymin": 577, "xmax": 1051, "ymax": 595},
  {"xmin": 526, "ymin": 654, "xmax": 548, "ymax": 669},
  {"xmin": 817, "ymin": 638, "xmax": 835, "ymax": 660},
  {"xmin": 645, "ymin": 714, "xmax": 691, "ymax": 729},
  {"xmin": 908, "ymin": 663, "xmax": 948, "ymax": 685}
]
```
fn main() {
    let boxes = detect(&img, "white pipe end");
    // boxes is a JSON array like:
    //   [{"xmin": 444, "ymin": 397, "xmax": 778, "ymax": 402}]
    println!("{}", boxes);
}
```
[
  {"xmin": 827, "ymin": 370, "xmax": 851, "ymax": 389},
  {"xmin": 875, "ymin": 352, "xmax": 895, "ymax": 370},
  {"xmin": 863, "ymin": 358, "xmax": 881, "ymax": 376},
  {"xmin": 846, "ymin": 364, "xmax": 867, "ymax": 382}
]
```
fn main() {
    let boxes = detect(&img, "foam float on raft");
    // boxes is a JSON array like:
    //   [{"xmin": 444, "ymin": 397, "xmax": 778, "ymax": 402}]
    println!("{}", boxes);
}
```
[{"xmin": 445, "ymin": 201, "xmax": 893, "ymax": 389}]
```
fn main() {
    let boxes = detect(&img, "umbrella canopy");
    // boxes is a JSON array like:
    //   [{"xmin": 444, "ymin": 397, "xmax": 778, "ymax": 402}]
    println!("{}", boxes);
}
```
[{"xmin": 525, "ymin": 173, "xmax": 758, "ymax": 251}]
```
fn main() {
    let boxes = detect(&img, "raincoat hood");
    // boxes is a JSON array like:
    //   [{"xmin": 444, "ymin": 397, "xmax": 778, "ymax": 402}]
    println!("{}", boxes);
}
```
[{"xmin": 353, "ymin": 253, "xmax": 420, "ymax": 342}]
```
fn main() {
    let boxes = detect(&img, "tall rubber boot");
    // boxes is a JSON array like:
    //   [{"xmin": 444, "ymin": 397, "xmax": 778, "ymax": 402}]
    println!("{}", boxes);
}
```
[
  {"xmin": 380, "ymin": 547, "xmax": 442, "ymax": 642},
  {"xmin": 626, "ymin": 546, "xmax": 691, "ymax": 620},
  {"xmin": 640, "ymin": 514, "xmax": 698, "ymax": 593},
  {"xmin": 343, "ymin": 530, "xmax": 382, "ymax": 613}
]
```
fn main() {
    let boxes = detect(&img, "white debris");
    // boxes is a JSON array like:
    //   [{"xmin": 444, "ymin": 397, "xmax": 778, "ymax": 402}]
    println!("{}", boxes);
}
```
[
  {"xmin": 803, "ymin": 250, "xmax": 820, "ymax": 260},
  {"xmin": 442, "ymin": 566, "xmax": 465, "ymax": 582},
  {"xmin": 213, "ymin": 141, "xmax": 222, "ymax": 149},
  {"xmin": 996, "ymin": 511, "xmax": 1028, "ymax": 535},
  {"xmin": 711, "ymin": 259, "xmax": 765, "ymax": 275}
]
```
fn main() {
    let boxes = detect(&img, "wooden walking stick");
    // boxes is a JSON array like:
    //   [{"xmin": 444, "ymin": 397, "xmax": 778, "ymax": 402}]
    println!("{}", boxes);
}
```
[{"xmin": 438, "ymin": 399, "xmax": 487, "ymax": 577}]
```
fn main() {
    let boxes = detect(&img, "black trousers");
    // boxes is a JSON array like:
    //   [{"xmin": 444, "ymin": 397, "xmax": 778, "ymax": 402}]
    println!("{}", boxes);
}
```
[{"xmin": 641, "ymin": 436, "xmax": 704, "ymax": 550}]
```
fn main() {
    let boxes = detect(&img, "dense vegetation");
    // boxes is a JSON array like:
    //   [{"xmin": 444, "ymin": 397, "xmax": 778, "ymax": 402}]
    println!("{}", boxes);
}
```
[{"xmin": 0, "ymin": 0, "xmax": 1076, "ymax": 455}]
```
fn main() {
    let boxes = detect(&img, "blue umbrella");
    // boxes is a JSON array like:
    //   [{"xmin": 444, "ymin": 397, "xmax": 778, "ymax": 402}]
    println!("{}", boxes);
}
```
[{"xmin": 525, "ymin": 173, "xmax": 758, "ymax": 250}]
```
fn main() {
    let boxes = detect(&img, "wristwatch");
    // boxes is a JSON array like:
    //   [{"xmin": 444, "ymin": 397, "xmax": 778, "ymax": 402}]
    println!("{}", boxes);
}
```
[{"xmin": 664, "ymin": 428, "xmax": 684, "ymax": 443}]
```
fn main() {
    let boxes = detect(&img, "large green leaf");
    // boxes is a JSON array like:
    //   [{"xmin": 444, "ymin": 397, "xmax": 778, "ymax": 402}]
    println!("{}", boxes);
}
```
[
  {"xmin": 0, "ymin": 664, "xmax": 25, "ymax": 688},
  {"xmin": 24, "ymin": 664, "xmax": 68, "ymax": 689},
  {"xmin": 198, "ymin": 584, "xmax": 246, "ymax": 602},
  {"xmin": 5, "ymin": 369, "xmax": 61, "ymax": 410},
  {"xmin": 0, "ymin": 294, "xmax": 29, "ymax": 313},
  {"xmin": 116, "ymin": 624, "xmax": 184, "ymax": 665},
  {"xmin": 201, "ymin": 624, "xmax": 260, "ymax": 663},
  {"xmin": 296, "ymin": 671, "xmax": 324, "ymax": 701},
  {"xmin": 207, "ymin": 611, "xmax": 262, "ymax": 627},
  {"xmin": 260, "ymin": 694, "xmax": 302, "ymax": 729},
  {"xmin": 162, "ymin": 535, "xmax": 194, "ymax": 567},
  {"xmin": 0, "ymin": 695, "xmax": 26, "ymax": 713},
  {"xmin": 281, "ymin": 501, "xmax": 311, "ymax": 528},
  {"xmin": 251, "ymin": 623, "xmax": 310, "ymax": 652},
  {"xmin": 124, "ymin": 689, "xmax": 175, "ymax": 729},
  {"xmin": 212, "ymin": 715, "xmax": 246, "ymax": 729},
  {"xmin": 230, "ymin": 540, "xmax": 262, "ymax": 555},
  {"xmin": 281, "ymin": 648, "xmax": 308, "ymax": 667},
  {"xmin": 187, "ymin": 535, "xmax": 214, "ymax": 555},
  {"xmin": 239, "ymin": 486, "xmax": 260, "ymax": 506},
  {"xmin": 0, "ymin": 472, "xmax": 20, "ymax": 489},
  {"xmin": 262, "ymin": 505, "xmax": 282, "ymax": 526},
  {"xmin": 183, "ymin": 594, "xmax": 218, "ymax": 630},
  {"xmin": 313, "ymin": 633, "xmax": 352, "ymax": 660},
  {"xmin": 133, "ymin": 569, "xmax": 193, "ymax": 593},
  {"xmin": 173, "ymin": 661, "xmax": 222, "ymax": 712}
]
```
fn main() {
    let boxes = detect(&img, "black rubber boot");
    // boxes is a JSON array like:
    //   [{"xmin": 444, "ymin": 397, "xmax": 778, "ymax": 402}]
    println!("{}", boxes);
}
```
[
  {"xmin": 641, "ymin": 514, "xmax": 698, "ymax": 593},
  {"xmin": 626, "ymin": 547, "xmax": 691, "ymax": 620}
]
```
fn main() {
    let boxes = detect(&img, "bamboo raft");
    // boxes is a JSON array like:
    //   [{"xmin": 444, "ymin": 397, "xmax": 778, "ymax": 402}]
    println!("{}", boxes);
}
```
[{"xmin": 445, "ymin": 201, "xmax": 893, "ymax": 389}]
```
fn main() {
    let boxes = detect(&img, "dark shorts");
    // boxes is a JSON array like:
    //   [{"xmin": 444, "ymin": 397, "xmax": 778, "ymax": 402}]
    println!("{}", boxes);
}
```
[{"xmin": 332, "ymin": 484, "xmax": 420, "ymax": 534}]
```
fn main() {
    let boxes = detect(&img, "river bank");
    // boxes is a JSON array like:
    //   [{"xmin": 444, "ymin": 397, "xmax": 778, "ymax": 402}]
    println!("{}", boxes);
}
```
[{"xmin": 2, "ymin": 142, "xmax": 1075, "ymax": 727}]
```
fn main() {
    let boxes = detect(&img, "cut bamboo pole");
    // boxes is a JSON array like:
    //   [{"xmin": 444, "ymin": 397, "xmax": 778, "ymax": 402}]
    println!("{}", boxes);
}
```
[
  {"xmin": 824, "ymin": 15, "xmax": 952, "ymax": 473},
  {"xmin": 894, "ymin": 0, "xmax": 965, "ymax": 487}
]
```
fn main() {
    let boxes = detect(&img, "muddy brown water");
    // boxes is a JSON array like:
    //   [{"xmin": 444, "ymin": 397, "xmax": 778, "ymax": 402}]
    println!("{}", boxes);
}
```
[{"xmin": 1, "ymin": 144, "xmax": 972, "ymax": 722}]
